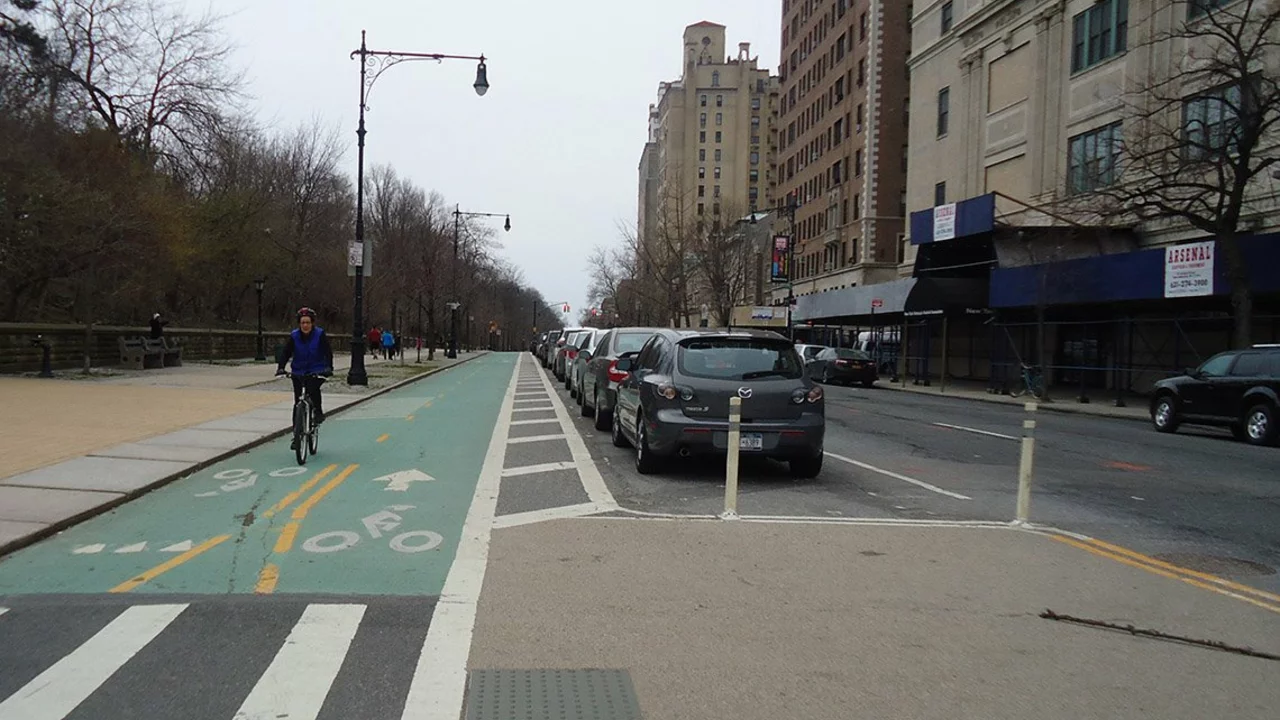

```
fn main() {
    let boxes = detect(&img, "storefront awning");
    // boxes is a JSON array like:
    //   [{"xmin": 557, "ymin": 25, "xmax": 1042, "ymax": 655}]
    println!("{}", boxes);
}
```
[{"xmin": 793, "ymin": 276, "xmax": 991, "ymax": 322}]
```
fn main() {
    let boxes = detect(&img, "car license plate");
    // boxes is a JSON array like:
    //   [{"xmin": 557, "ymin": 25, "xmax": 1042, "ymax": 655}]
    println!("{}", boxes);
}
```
[{"xmin": 740, "ymin": 433, "xmax": 763, "ymax": 451}]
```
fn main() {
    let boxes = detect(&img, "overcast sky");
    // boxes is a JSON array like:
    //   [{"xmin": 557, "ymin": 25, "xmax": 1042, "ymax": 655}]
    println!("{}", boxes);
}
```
[{"xmin": 198, "ymin": 0, "xmax": 781, "ymax": 325}]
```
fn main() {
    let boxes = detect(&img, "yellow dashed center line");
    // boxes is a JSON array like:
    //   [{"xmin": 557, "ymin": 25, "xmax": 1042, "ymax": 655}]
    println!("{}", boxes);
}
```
[
  {"xmin": 263, "ymin": 464, "xmax": 338, "ymax": 519},
  {"xmin": 255, "ymin": 463, "xmax": 359, "ymax": 595},
  {"xmin": 377, "ymin": 433, "xmax": 390, "ymax": 443}
]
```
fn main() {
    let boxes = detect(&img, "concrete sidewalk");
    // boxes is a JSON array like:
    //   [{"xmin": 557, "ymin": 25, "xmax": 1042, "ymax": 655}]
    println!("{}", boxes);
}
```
[
  {"xmin": 472, "ymin": 518, "xmax": 1279, "ymax": 719},
  {"xmin": 879, "ymin": 377, "xmax": 1151, "ymax": 422},
  {"xmin": 0, "ymin": 350, "xmax": 485, "ymax": 553}
]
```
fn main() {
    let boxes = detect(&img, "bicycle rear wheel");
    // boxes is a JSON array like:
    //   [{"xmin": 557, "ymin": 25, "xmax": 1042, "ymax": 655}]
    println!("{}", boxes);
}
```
[
  {"xmin": 293, "ymin": 401, "xmax": 309, "ymax": 465},
  {"xmin": 308, "ymin": 418, "xmax": 319, "ymax": 455},
  {"xmin": 1010, "ymin": 378, "xmax": 1028, "ymax": 398}
]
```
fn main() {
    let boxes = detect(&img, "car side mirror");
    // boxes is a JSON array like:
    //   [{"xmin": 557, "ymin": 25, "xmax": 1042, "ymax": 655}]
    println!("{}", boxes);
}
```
[
  {"xmin": 1185, "ymin": 367, "xmax": 1201, "ymax": 378},
  {"xmin": 614, "ymin": 357, "xmax": 634, "ymax": 372}
]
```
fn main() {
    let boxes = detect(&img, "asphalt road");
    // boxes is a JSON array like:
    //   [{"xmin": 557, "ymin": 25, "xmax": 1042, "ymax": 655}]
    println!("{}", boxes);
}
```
[{"xmin": 558, "ymin": 367, "xmax": 1280, "ymax": 595}]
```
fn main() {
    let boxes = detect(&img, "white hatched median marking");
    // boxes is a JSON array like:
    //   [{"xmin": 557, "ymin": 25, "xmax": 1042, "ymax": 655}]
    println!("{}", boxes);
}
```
[
  {"xmin": 233, "ymin": 604, "xmax": 365, "ymax": 720},
  {"xmin": 507, "ymin": 433, "xmax": 568, "ymax": 445},
  {"xmin": 824, "ymin": 452, "xmax": 972, "ymax": 501},
  {"xmin": 493, "ymin": 503, "xmax": 612, "ymax": 529},
  {"xmin": 512, "ymin": 406, "xmax": 554, "ymax": 412},
  {"xmin": 511, "ymin": 418, "xmax": 559, "ymax": 426},
  {"xmin": 535, "ymin": 365, "xmax": 619, "ymax": 510},
  {"xmin": 501, "ymin": 461, "xmax": 577, "ymax": 477},
  {"xmin": 0, "ymin": 604, "xmax": 187, "ymax": 720}
]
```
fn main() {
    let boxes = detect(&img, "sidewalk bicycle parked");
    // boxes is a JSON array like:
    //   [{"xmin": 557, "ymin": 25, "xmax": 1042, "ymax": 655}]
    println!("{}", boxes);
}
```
[{"xmin": 1010, "ymin": 362, "xmax": 1047, "ymax": 400}]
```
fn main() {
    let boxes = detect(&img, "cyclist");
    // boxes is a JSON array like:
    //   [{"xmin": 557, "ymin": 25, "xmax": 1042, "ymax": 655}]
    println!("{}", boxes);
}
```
[{"xmin": 276, "ymin": 308, "xmax": 334, "ymax": 441}]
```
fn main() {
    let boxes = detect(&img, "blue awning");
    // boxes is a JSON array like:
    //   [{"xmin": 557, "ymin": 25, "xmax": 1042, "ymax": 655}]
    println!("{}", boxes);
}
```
[
  {"xmin": 989, "ymin": 233, "xmax": 1280, "ymax": 308},
  {"xmin": 909, "ymin": 193, "xmax": 997, "ymax": 245}
]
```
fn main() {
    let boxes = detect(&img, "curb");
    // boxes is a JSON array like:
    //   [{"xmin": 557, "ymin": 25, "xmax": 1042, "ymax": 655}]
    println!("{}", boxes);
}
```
[
  {"xmin": 0, "ymin": 352, "xmax": 491, "ymax": 558},
  {"xmin": 876, "ymin": 382, "xmax": 1151, "ymax": 423}
]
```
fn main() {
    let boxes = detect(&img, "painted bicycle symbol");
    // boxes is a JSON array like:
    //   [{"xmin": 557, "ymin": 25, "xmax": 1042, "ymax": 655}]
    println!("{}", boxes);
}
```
[{"xmin": 300, "ymin": 505, "xmax": 444, "ymax": 555}]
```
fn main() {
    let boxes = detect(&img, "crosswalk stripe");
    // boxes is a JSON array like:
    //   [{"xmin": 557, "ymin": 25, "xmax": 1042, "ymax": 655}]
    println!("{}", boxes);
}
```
[
  {"xmin": 0, "ymin": 603, "xmax": 187, "ymax": 720},
  {"xmin": 232, "ymin": 604, "xmax": 365, "ymax": 720}
]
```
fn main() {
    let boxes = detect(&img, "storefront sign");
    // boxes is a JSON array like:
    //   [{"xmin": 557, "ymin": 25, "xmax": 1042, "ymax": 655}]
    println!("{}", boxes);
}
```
[
  {"xmin": 1164, "ymin": 241, "xmax": 1214, "ymax": 298},
  {"xmin": 933, "ymin": 203, "xmax": 957, "ymax": 242}
]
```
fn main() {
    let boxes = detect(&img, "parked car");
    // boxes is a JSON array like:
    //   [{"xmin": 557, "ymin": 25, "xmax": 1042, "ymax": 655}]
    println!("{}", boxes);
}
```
[
  {"xmin": 807, "ymin": 347, "xmax": 878, "ymax": 387},
  {"xmin": 580, "ymin": 327, "xmax": 663, "ymax": 429},
  {"xmin": 540, "ymin": 329, "xmax": 563, "ymax": 367},
  {"xmin": 553, "ymin": 328, "xmax": 587, "ymax": 380},
  {"xmin": 794, "ymin": 343, "xmax": 829, "ymax": 364},
  {"xmin": 611, "ymin": 328, "xmax": 825, "ymax": 478},
  {"xmin": 1150, "ymin": 344, "xmax": 1279, "ymax": 446},
  {"xmin": 530, "ymin": 331, "xmax": 545, "ymax": 355},
  {"xmin": 568, "ymin": 328, "xmax": 602, "ymax": 396}
]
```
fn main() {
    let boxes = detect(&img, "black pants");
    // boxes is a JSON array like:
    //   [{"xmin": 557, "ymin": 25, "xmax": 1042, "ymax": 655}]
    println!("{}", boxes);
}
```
[{"xmin": 291, "ymin": 376, "xmax": 324, "ymax": 418}]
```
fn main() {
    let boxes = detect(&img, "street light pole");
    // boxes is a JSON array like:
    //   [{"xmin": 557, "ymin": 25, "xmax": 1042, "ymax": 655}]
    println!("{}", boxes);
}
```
[
  {"xmin": 348, "ymin": 30, "xmax": 490, "ymax": 380},
  {"xmin": 254, "ymin": 278, "xmax": 266, "ymax": 361},
  {"xmin": 448, "ymin": 206, "xmax": 511, "ymax": 358}
]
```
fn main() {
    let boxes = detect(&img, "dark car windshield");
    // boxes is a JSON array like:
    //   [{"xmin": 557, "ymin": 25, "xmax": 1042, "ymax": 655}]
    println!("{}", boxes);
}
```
[
  {"xmin": 677, "ymin": 339, "xmax": 803, "ymax": 380},
  {"xmin": 615, "ymin": 332, "xmax": 653, "ymax": 354},
  {"xmin": 835, "ymin": 349, "xmax": 871, "ymax": 360}
]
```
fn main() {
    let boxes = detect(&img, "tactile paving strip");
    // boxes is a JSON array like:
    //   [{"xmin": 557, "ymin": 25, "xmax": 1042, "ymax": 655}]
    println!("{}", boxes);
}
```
[{"xmin": 465, "ymin": 669, "xmax": 642, "ymax": 720}]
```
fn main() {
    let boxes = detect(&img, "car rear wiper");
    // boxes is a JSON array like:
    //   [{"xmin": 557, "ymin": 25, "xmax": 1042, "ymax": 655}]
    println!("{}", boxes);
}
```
[{"xmin": 741, "ymin": 370, "xmax": 792, "ymax": 380}]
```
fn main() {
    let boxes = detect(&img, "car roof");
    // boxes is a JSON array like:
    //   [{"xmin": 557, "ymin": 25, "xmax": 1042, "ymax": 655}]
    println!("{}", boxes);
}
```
[{"xmin": 656, "ymin": 327, "xmax": 790, "ymax": 342}]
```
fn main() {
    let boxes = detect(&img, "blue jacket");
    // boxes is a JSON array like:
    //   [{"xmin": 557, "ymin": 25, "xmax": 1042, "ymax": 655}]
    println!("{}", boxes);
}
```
[{"xmin": 280, "ymin": 328, "xmax": 333, "ymax": 375}]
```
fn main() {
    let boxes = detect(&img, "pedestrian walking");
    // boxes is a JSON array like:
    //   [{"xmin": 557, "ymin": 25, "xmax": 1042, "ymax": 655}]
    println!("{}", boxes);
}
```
[
  {"xmin": 367, "ymin": 326, "xmax": 382, "ymax": 358},
  {"xmin": 381, "ymin": 328, "xmax": 395, "ymax": 359}
]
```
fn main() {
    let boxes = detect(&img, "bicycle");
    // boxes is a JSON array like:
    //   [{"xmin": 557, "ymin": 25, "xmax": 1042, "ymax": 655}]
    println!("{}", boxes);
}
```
[
  {"xmin": 280, "ymin": 372, "xmax": 327, "ymax": 465},
  {"xmin": 1010, "ymin": 362, "xmax": 1047, "ymax": 400}
]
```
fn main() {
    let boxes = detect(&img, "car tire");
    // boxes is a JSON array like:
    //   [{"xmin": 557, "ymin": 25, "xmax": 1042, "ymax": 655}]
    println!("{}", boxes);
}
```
[
  {"xmin": 1242, "ymin": 403, "xmax": 1277, "ymax": 446},
  {"xmin": 594, "ymin": 391, "xmax": 611, "ymax": 431},
  {"xmin": 635, "ymin": 415, "xmax": 660, "ymax": 475},
  {"xmin": 611, "ymin": 406, "xmax": 630, "ymax": 448},
  {"xmin": 1151, "ymin": 394, "xmax": 1180, "ymax": 433},
  {"xmin": 820, "ymin": 368, "xmax": 831, "ymax": 384},
  {"xmin": 862, "ymin": 379, "xmax": 875, "ymax": 388},
  {"xmin": 579, "ymin": 387, "xmax": 592, "ymax": 416},
  {"xmin": 789, "ymin": 452, "xmax": 823, "ymax": 479}
]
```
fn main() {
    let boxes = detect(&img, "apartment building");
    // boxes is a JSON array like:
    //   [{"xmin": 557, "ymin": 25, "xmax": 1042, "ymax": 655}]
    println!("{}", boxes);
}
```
[
  {"xmin": 637, "ymin": 22, "xmax": 781, "ymax": 325},
  {"xmin": 774, "ymin": 0, "xmax": 913, "ymax": 305}
]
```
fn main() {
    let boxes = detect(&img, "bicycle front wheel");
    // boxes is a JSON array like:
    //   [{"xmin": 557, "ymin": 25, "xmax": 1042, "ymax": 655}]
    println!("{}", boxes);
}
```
[
  {"xmin": 1010, "ymin": 378, "xmax": 1028, "ymax": 398},
  {"xmin": 293, "ymin": 401, "xmax": 309, "ymax": 465},
  {"xmin": 1030, "ymin": 376, "xmax": 1047, "ymax": 400}
]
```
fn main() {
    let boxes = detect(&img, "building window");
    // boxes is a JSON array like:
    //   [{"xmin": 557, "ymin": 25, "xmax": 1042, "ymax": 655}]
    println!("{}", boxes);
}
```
[
  {"xmin": 941, "ymin": 2, "xmax": 954, "ymax": 33},
  {"xmin": 714, "ymin": 167, "xmax": 722, "ymax": 179},
  {"xmin": 716, "ymin": 131, "xmax": 723, "ymax": 143},
  {"xmin": 854, "ymin": 193, "xmax": 862, "ymax": 219},
  {"xmin": 1071, "ymin": 0, "xmax": 1128, "ymax": 73},
  {"xmin": 750, "ymin": 187, "xmax": 759, "ymax": 202},
  {"xmin": 699, "ymin": 167, "xmax": 706, "ymax": 178},
  {"xmin": 750, "ymin": 170, "xmax": 759, "ymax": 182},
  {"xmin": 757, "ymin": 78, "xmax": 766, "ymax": 92},
  {"xmin": 901, "ymin": 144, "xmax": 909, "ymax": 172},
  {"xmin": 716, "ymin": 95, "xmax": 724, "ymax": 107},
  {"xmin": 700, "ymin": 113, "xmax": 707, "ymax": 128},
  {"xmin": 714, "ymin": 203, "xmax": 721, "ymax": 215},
  {"xmin": 700, "ymin": 131, "xmax": 707, "ymax": 143},
  {"xmin": 937, "ymin": 87, "xmax": 950, "ymax": 136},
  {"xmin": 838, "ymin": 0, "xmax": 847, "ymax": 18},
  {"xmin": 855, "ymin": 149, "xmax": 863, "ymax": 176},
  {"xmin": 715, "ymin": 149, "xmax": 722, "ymax": 161},
  {"xmin": 1067, "ymin": 121, "xmax": 1123, "ymax": 194},
  {"xmin": 835, "ymin": 76, "xmax": 845, "ymax": 102},
  {"xmin": 1188, "ymin": 0, "xmax": 1229, "ymax": 18},
  {"xmin": 832, "ymin": 160, "xmax": 843, "ymax": 185},
  {"xmin": 700, "ymin": 94, "xmax": 708, "ymax": 107},
  {"xmin": 1184, "ymin": 83, "xmax": 1242, "ymax": 161},
  {"xmin": 700, "ymin": 149, "xmax": 706, "ymax": 161},
  {"xmin": 752, "ymin": 97, "xmax": 761, "ymax": 110},
  {"xmin": 752, "ymin": 135, "xmax": 760, "ymax": 145},
  {"xmin": 716, "ymin": 112, "xmax": 723, "ymax": 126},
  {"xmin": 712, "ymin": 71, "xmax": 720, "ymax": 87},
  {"xmin": 752, "ymin": 116, "xmax": 760, "ymax": 128},
  {"xmin": 857, "ymin": 103, "xmax": 864, "ymax": 132},
  {"xmin": 699, "ymin": 185, "xmax": 706, "ymax": 197},
  {"xmin": 713, "ymin": 185, "xmax": 721, "ymax": 198},
  {"xmin": 934, "ymin": 181, "xmax": 947, "ymax": 206},
  {"xmin": 751, "ymin": 151, "xmax": 760, "ymax": 165},
  {"xmin": 860, "ymin": 12, "xmax": 868, "ymax": 41},
  {"xmin": 836, "ymin": 33, "xmax": 847, "ymax": 61},
  {"xmin": 834, "ymin": 118, "xmax": 844, "ymax": 143},
  {"xmin": 858, "ymin": 59, "xmax": 866, "ymax": 86}
]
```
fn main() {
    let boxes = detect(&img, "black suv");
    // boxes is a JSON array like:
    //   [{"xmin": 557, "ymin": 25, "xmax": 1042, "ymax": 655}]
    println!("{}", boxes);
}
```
[{"xmin": 1150, "ymin": 344, "xmax": 1280, "ymax": 446}]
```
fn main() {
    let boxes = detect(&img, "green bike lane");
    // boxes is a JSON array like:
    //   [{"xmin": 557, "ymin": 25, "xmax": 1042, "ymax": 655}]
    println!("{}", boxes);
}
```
[{"xmin": 0, "ymin": 353, "xmax": 517, "ymax": 597}]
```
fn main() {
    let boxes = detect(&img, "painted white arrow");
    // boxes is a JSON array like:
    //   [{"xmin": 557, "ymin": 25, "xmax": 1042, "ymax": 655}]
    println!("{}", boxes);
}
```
[{"xmin": 371, "ymin": 469, "xmax": 436, "ymax": 492}]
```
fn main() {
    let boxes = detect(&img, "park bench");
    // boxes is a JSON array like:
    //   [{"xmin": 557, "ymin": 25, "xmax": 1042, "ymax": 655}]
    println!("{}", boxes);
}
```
[
  {"xmin": 118, "ymin": 336, "xmax": 164, "ymax": 370},
  {"xmin": 158, "ymin": 337, "xmax": 183, "ymax": 367}
]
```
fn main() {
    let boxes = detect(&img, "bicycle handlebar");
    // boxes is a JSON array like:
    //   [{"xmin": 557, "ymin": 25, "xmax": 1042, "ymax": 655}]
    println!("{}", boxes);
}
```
[{"xmin": 278, "ymin": 371, "xmax": 331, "ymax": 381}]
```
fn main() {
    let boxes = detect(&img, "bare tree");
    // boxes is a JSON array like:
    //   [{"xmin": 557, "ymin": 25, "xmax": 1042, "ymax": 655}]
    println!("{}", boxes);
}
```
[
  {"xmin": 584, "ymin": 242, "xmax": 634, "ymax": 320},
  {"xmin": 1074, "ymin": 0, "xmax": 1280, "ymax": 348},
  {"xmin": 688, "ymin": 203, "xmax": 755, "ymax": 327},
  {"xmin": 44, "ymin": 0, "xmax": 244, "ymax": 167}
]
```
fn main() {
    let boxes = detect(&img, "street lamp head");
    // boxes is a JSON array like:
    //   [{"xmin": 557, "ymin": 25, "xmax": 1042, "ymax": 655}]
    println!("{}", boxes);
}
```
[
  {"xmin": 254, "ymin": 278, "xmax": 265, "ymax": 292},
  {"xmin": 504, "ymin": 215, "xmax": 511, "ymax": 232},
  {"xmin": 473, "ymin": 57, "xmax": 489, "ymax": 96}
]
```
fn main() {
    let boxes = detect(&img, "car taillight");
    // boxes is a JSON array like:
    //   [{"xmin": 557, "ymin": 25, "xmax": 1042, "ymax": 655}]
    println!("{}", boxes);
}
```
[
  {"xmin": 567, "ymin": 350, "xmax": 578, "ymax": 361},
  {"xmin": 607, "ymin": 360, "xmax": 629, "ymax": 383}
]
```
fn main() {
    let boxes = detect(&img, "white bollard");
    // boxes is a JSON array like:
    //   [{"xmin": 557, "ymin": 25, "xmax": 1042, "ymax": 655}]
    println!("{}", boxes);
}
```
[
  {"xmin": 1015, "ymin": 401, "xmax": 1037, "ymax": 524},
  {"xmin": 721, "ymin": 396, "xmax": 742, "ymax": 520}
]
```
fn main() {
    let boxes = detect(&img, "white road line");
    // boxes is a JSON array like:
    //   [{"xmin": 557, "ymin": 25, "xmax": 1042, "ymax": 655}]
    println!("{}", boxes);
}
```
[
  {"xmin": 501, "ymin": 461, "xmax": 578, "ymax": 477},
  {"xmin": 511, "ymin": 406, "xmax": 555, "ymax": 413},
  {"xmin": 0, "ymin": 607, "xmax": 7, "ymax": 617},
  {"xmin": 511, "ymin": 418, "xmax": 559, "ymax": 426},
  {"xmin": 513, "ymin": 398, "xmax": 549, "ymax": 404},
  {"xmin": 824, "ymin": 452, "xmax": 972, "ymax": 500},
  {"xmin": 233, "ymin": 604, "xmax": 365, "ymax": 720},
  {"xmin": 0, "ymin": 604, "xmax": 187, "ymax": 720},
  {"xmin": 932, "ymin": 422, "xmax": 1018, "ymax": 441},
  {"xmin": 507, "ymin": 433, "xmax": 568, "ymax": 444},
  {"xmin": 492, "ymin": 503, "xmax": 613, "ymax": 529},
  {"xmin": 536, "ymin": 368, "xmax": 619, "ymax": 510},
  {"xmin": 401, "ymin": 353, "xmax": 521, "ymax": 720}
]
